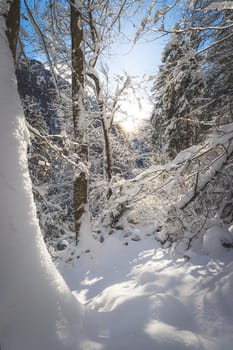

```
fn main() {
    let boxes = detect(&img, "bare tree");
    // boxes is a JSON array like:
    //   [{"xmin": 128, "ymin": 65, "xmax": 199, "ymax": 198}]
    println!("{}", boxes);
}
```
[
  {"xmin": 69, "ymin": 0, "xmax": 141, "ymax": 240},
  {"xmin": 70, "ymin": 0, "xmax": 88, "ymax": 244}
]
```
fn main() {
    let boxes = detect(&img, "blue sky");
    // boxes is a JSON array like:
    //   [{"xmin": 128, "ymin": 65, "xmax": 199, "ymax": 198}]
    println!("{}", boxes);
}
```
[
  {"xmin": 102, "ymin": 0, "xmax": 181, "ymax": 79},
  {"xmin": 107, "ymin": 36, "xmax": 166, "ymax": 77},
  {"xmin": 103, "ymin": 4, "xmax": 172, "ymax": 77},
  {"xmin": 21, "ymin": 0, "xmax": 174, "ymax": 77},
  {"xmin": 20, "ymin": 0, "xmax": 179, "ymax": 134}
]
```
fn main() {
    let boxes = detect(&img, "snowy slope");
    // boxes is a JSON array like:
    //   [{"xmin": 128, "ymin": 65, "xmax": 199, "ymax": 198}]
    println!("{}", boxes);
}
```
[
  {"xmin": 2, "ymin": 3, "xmax": 233, "ymax": 350},
  {"xmin": 59, "ymin": 231, "xmax": 233, "ymax": 350}
]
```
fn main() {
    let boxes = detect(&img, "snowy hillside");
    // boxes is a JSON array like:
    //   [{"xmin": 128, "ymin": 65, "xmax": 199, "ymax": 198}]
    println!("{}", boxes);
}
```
[
  {"xmin": 58, "ymin": 229, "xmax": 233, "ymax": 350},
  {"xmin": 1, "ymin": 1, "xmax": 233, "ymax": 349}
]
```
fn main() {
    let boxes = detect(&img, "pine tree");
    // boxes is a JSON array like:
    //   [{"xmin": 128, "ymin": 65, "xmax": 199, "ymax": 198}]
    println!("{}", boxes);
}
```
[
  {"xmin": 151, "ymin": 27, "xmax": 207, "ymax": 160},
  {"xmin": 206, "ymin": 8, "xmax": 233, "ymax": 125}
]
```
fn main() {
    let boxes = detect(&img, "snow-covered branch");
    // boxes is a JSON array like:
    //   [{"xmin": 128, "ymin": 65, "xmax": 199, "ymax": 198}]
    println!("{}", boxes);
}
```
[{"xmin": 26, "ymin": 121, "xmax": 88, "ymax": 174}]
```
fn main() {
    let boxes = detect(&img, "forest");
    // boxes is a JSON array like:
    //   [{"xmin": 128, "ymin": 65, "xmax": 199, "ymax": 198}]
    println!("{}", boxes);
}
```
[{"xmin": 1, "ymin": 0, "xmax": 233, "ymax": 349}]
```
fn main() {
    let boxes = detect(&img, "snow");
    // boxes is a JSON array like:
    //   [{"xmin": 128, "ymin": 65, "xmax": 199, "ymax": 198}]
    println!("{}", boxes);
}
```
[
  {"xmin": 208, "ymin": 2, "xmax": 233, "ymax": 11},
  {"xmin": 2, "ymin": 4, "xmax": 233, "ymax": 350},
  {"xmin": 0, "ymin": 12, "xmax": 84, "ymax": 350},
  {"xmin": 59, "ymin": 231, "xmax": 233, "ymax": 350},
  {"xmin": 203, "ymin": 226, "xmax": 233, "ymax": 257}
]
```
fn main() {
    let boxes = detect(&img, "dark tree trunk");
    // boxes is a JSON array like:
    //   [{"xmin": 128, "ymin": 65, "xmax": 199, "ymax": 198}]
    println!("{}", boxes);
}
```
[
  {"xmin": 70, "ymin": 0, "xmax": 88, "ymax": 244},
  {"xmin": 5, "ymin": 0, "xmax": 20, "ymax": 60}
]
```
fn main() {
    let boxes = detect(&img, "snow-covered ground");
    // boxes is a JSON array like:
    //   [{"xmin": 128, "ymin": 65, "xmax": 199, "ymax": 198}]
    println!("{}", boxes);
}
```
[
  {"xmin": 1, "ymin": 4, "xmax": 233, "ymax": 349},
  {"xmin": 59, "ymin": 226, "xmax": 233, "ymax": 350}
]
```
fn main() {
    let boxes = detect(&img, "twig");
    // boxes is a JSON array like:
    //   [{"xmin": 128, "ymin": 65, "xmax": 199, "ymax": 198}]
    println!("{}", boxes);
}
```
[{"xmin": 26, "ymin": 121, "xmax": 88, "ymax": 174}]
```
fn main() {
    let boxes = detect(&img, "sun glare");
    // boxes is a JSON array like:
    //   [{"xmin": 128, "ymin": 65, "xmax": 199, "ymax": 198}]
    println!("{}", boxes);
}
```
[{"xmin": 116, "ymin": 97, "xmax": 153, "ymax": 135}]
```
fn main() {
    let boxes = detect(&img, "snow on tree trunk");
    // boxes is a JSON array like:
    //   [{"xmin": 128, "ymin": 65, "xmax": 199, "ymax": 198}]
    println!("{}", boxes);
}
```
[{"xmin": 0, "ymin": 9, "xmax": 84, "ymax": 350}]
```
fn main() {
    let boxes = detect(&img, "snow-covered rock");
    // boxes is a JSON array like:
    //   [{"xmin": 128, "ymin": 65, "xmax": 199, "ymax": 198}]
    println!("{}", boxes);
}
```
[{"xmin": 203, "ymin": 226, "xmax": 233, "ymax": 257}]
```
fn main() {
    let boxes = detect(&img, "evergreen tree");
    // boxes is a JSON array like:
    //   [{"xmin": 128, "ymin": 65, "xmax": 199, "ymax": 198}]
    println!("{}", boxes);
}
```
[
  {"xmin": 151, "ymin": 27, "xmax": 207, "ymax": 160},
  {"xmin": 206, "ymin": 8, "xmax": 233, "ymax": 125}
]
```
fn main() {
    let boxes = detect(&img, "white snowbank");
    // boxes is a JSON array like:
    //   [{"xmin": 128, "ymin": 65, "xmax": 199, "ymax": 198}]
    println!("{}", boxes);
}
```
[
  {"xmin": 0, "ymin": 13, "xmax": 85, "ymax": 350},
  {"xmin": 203, "ymin": 226, "xmax": 233, "ymax": 257},
  {"xmin": 60, "ymin": 230, "xmax": 233, "ymax": 350}
]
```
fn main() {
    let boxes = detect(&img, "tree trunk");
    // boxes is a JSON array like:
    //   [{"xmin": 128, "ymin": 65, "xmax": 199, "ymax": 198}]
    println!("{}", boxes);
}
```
[
  {"xmin": 86, "ymin": 5, "xmax": 113, "ymax": 194},
  {"xmin": 0, "ymin": 3, "xmax": 84, "ymax": 348},
  {"xmin": 70, "ymin": 1, "xmax": 88, "ymax": 244},
  {"xmin": 5, "ymin": 0, "xmax": 20, "ymax": 59}
]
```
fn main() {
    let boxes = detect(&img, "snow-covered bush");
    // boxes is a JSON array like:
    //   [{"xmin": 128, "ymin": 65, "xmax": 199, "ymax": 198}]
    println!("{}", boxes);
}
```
[{"xmin": 94, "ymin": 123, "xmax": 233, "ymax": 254}]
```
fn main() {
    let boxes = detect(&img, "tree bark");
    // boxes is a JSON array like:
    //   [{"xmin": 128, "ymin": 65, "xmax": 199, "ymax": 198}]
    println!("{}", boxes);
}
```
[
  {"xmin": 89, "ymin": 73, "xmax": 113, "ymax": 191},
  {"xmin": 5, "ymin": 0, "xmax": 20, "ymax": 59},
  {"xmin": 86, "ymin": 5, "xmax": 113, "ymax": 193},
  {"xmin": 70, "ymin": 0, "xmax": 88, "ymax": 244}
]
